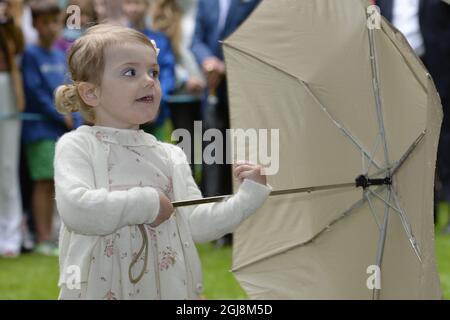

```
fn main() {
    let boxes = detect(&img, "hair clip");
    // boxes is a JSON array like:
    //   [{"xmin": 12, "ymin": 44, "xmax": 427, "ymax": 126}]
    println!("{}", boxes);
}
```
[{"xmin": 150, "ymin": 39, "xmax": 160, "ymax": 56}]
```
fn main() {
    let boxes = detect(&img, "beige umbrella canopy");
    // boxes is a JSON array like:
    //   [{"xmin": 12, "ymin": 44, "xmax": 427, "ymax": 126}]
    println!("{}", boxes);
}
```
[{"xmin": 223, "ymin": 0, "xmax": 442, "ymax": 299}]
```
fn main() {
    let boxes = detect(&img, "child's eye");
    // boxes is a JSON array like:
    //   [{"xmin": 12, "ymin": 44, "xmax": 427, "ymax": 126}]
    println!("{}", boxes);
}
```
[
  {"xmin": 123, "ymin": 68, "xmax": 137, "ymax": 77},
  {"xmin": 149, "ymin": 69, "xmax": 160, "ymax": 79}
]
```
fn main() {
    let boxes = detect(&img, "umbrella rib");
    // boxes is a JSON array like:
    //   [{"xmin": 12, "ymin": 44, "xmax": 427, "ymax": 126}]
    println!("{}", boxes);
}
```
[
  {"xmin": 372, "ymin": 188, "xmax": 392, "ymax": 300},
  {"xmin": 367, "ymin": 189, "xmax": 402, "ymax": 214},
  {"xmin": 365, "ymin": 133, "xmax": 382, "ymax": 176},
  {"xmin": 301, "ymin": 82, "xmax": 382, "ymax": 171},
  {"xmin": 368, "ymin": 27, "xmax": 391, "ymax": 167},
  {"xmin": 377, "ymin": 22, "xmax": 427, "ymax": 93},
  {"xmin": 391, "ymin": 189, "xmax": 423, "ymax": 263},
  {"xmin": 361, "ymin": 150, "xmax": 366, "ymax": 175},
  {"xmin": 300, "ymin": 195, "xmax": 371, "ymax": 243},
  {"xmin": 391, "ymin": 131, "xmax": 426, "ymax": 177},
  {"xmin": 369, "ymin": 186, "xmax": 423, "ymax": 263},
  {"xmin": 222, "ymin": 42, "xmax": 382, "ymax": 170},
  {"xmin": 369, "ymin": 167, "xmax": 390, "ymax": 179},
  {"xmin": 365, "ymin": 191, "xmax": 382, "ymax": 232},
  {"xmin": 365, "ymin": 130, "xmax": 424, "ymax": 182}
]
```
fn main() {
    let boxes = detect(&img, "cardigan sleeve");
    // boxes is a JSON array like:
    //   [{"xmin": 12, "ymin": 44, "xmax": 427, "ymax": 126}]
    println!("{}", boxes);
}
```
[
  {"xmin": 54, "ymin": 132, "xmax": 161, "ymax": 236},
  {"xmin": 170, "ymin": 145, "xmax": 272, "ymax": 243}
]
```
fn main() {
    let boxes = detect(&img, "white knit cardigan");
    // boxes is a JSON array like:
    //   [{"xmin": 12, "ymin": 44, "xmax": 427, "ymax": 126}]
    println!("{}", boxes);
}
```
[{"xmin": 54, "ymin": 126, "xmax": 271, "ymax": 299}]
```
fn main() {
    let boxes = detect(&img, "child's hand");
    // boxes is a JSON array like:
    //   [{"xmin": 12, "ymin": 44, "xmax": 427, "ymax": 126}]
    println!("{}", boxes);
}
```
[
  {"xmin": 150, "ymin": 191, "xmax": 174, "ymax": 227},
  {"xmin": 233, "ymin": 161, "xmax": 267, "ymax": 186}
]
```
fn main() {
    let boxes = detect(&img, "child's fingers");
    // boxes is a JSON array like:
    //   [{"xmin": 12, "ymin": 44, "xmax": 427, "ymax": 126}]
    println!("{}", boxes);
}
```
[
  {"xmin": 238, "ymin": 170, "xmax": 253, "ymax": 181},
  {"xmin": 233, "ymin": 162, "xmax": 256, "ymax": 176},
  {"xmin": 233, "ymin": 164, "xmax": 255, "ymax": 177},
  {"xmin": 234, "ymin": 163, "xmax": 254, "ymax": 171},
  {"xmin": 233, "ymin": 163, "xmax": 252, "ymax": 172}
]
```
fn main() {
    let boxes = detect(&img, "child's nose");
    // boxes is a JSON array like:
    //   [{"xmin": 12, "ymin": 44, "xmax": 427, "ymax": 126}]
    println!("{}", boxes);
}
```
[{"xmin": 143, "ymin": 75, "xmax": 155, "ymax": 88}]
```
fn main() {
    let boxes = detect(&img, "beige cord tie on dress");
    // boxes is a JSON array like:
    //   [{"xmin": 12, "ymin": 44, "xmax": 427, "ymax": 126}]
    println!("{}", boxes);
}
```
[{"xmin": 128, "ymin": 224, "xmax": 148, "ymax": 284}]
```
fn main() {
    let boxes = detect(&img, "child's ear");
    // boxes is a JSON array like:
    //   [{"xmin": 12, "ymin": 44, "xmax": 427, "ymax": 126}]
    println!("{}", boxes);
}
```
[{"xmin": 78, "ymin": 82, "xmax": 100, "ymax": 107}]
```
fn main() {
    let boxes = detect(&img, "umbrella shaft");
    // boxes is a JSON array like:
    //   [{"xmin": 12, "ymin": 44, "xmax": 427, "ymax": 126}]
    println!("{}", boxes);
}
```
[
  {"xmin": 172, "ymin": 182, "xmax": 356, "ymax": 208},
  {"xmin": 172, "ymin": 174, "xmax": 394, "ymax": 208}
]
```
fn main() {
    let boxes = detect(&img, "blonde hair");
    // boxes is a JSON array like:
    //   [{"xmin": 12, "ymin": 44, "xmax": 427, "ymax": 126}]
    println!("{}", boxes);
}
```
[{"xmin": 55, "ymin": 24, "xmax": 157, "ymax": 123}]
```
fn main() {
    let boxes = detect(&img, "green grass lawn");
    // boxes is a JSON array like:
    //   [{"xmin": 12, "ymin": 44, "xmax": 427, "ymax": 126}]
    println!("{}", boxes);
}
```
[
  {"xmin": 0, "ymin": 242, "xmax": 245, "ymax": 300},
  {"xmin": 1, "ymin": 205, "xmax": 450, "ymax": 300},
  {"xmin": 435, "ymin": 203, "xmax": 450, "ymax": 299},
  {"xmin": 1, "ymin": 235, "xmax": 449, "ymax": 300},
  {"xmin": 436, "ymin": 234, "xmax": 450, "ymax": 299}
]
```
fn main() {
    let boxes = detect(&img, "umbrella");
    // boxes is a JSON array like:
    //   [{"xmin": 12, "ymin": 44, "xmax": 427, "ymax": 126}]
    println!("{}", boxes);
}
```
[{"xmin": 220, "ymin": 0, "xmax": 442, "ymax": 299}]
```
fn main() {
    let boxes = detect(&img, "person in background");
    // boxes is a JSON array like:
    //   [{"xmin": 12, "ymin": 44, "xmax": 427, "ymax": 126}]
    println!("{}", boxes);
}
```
[
  {"xmin": 92, "ymin": 0, "xmax": 106, "ymax": 22},
  {"xmin": 4, "ymin": 0, "xmax": 36, "ymax": 253},
  {"xmin": 123, "ymin": 0, "xmax": 175, "ymax": 141},
  {"xmin": 0, "ymin": 0, "xmax": 25, "ymax": 258},
  {"xmin": 55, "ymin": 0, "xmax": 98, "ymax": 54},
  {"xmin": 21, "ymin": 0, "xmax": 82, "ymax": 255},
  {"xmin": 20, "ymin": 0, "xmax": 38, "ymax": 45},
  {"xmin": 93, "ymin": 0, "xmax": 127, "ymax": 26},
  {"xmin": 377, "ymin": 0, "xmax": 450, "ymax": 232},
  {"xmin": 191, "ymin": 0, "xmax": 261, "ymax": 247},
  {"xmin": 151, "ymin": 0, "xmax": 205, "ymax": 175}
]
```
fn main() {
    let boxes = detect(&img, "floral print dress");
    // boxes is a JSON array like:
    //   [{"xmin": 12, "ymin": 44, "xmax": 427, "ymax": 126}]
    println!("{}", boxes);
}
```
[{"xmin": 59, "ymin": 126, "xmax": 189, "ymax": 300}]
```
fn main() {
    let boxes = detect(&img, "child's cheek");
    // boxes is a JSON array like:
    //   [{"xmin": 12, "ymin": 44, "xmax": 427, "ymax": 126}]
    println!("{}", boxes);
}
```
[{"xmin": 156, "ymin": 86, "xmax": 162, "ymax": 103}]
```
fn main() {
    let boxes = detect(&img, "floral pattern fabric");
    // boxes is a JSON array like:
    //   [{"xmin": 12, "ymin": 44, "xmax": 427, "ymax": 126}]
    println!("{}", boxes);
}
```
[{"xmin": 59, "ymin": 126, "xmax": 188, "ymax": 300}]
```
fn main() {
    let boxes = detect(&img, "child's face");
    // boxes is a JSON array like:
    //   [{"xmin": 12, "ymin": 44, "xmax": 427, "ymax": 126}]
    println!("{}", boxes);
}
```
[
  {"xmin": 94, "ymin": 42, "xmax": 162, "ymax": 129},
  {"xmin": 33, "ymin": 13, "xmax": 61, "ymax": 47},
  {"xmin": 123, "ymin": 0, "xmax": 148, "ymax": 25}
]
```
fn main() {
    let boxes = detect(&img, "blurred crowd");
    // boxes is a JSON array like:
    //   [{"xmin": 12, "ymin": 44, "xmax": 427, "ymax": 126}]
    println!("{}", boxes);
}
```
[
  {"xmin": 0, "ymin": 0, "xmax": 261, "ymax": 258},
  {"xmin": 0, "ymin": 0, "xmax": 449, "ymax": 259}
]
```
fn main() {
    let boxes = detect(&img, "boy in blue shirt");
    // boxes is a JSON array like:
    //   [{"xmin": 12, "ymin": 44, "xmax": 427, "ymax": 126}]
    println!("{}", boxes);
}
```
[{"xmin": 21, "ymin": 0, "xmax": 82, "ymax": 255}]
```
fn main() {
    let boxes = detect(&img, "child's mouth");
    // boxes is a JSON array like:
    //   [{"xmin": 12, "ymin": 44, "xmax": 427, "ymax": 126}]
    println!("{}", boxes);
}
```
[{"xmin": 136, "ymin": 95, "xmax": 154, "ymax": 103}]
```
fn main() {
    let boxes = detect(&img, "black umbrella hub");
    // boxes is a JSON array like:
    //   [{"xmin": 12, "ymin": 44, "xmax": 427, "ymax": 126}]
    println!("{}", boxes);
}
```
[{"xmin": 355, "ymin": 175, "xmax": 392, "ymax": 190}]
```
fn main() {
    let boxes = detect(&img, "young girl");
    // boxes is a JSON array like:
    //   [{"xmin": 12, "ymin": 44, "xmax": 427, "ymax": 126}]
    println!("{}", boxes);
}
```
[{"xmin": 54, "ymin": 24, "xmax": 271, "ymax": 300}]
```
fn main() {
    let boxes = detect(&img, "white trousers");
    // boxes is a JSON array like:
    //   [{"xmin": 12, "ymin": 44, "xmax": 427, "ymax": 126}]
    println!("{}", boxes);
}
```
[{"xmin": 0, "ymin": 72, "xmax": 23, "ymax": 254}]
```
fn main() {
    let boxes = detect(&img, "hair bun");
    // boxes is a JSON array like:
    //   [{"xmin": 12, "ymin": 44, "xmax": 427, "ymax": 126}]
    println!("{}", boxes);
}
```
[{"xmin": 55, "ymin": 84, "xmax": 81, "ymax": 114}]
